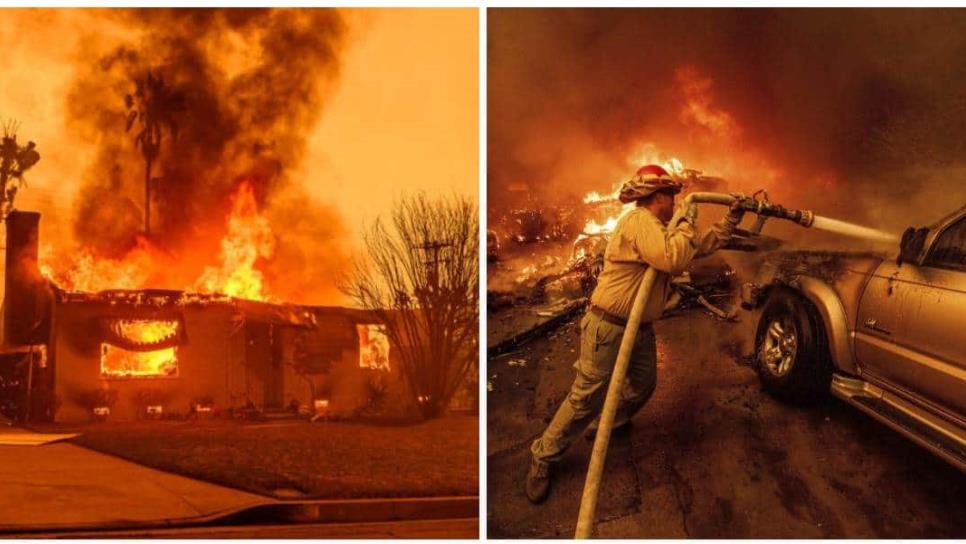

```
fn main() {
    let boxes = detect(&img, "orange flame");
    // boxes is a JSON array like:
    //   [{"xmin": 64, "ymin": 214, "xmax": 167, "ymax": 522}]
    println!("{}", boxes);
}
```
[
  {"xmin": 39, "ymin": 181, "xmax": 277, "ymax": 301},
  {"xmin": 40, "ymin": 236, "xmax": 158, "ymax": 293},
  {"xmin": 100, "ymin": 319, "xmax": 179, "ymax": 378},
  {"xmin": 194, "ymin": 180, "xmax": 276, "ymax": 301}
]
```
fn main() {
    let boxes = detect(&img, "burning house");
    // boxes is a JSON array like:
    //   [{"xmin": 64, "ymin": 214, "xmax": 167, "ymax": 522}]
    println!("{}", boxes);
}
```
[
  {"xmin": 0, "ymin": 10, "xmax": 422, "ymax": 423},
  {"xmin": 0, "ymin": 210, "xmax": 413, "ymax": 423},
  {"xmin": 0, "ymin": 9, "xmax": 481, "ymax": 425}
]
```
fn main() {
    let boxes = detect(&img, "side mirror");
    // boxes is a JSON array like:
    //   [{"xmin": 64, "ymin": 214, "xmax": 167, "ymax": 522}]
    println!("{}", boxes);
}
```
[{"xmin": 897, "ymin": 226, "xmax": 928, "ymax": 266}]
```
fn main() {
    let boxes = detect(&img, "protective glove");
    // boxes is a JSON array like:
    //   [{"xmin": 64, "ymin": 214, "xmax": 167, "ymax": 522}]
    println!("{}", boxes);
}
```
[
  {"xmin": 668, "ymin": 200, "xmax": 698, "ymax": 226},
  {"xmin": 725, "ymin": 198, "xmax": 746, "ymax": 227},
  {"xmin": 668, "ymin": 200, "xmax": 696, "ymax": 228},
  {"xmin": 684, "ymin": 201, "xmax": 699, "ymax": 225},
  {"xmin": 709, "ymin": 196, "xmax": 746, "ymax": 244},
  {"xmin": 724, "ymin": 193, "xmax": 748, "ymax": 231}
]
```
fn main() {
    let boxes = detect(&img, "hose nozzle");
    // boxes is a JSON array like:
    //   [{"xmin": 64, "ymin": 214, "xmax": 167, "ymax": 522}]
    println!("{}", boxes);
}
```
[
  {"xmin": 740, "ymin": 198, "xmax": 814, "ymax": 228},
  {"xmin": 684, "ymin": 191, "xmax": 814, "ymax": 229}
]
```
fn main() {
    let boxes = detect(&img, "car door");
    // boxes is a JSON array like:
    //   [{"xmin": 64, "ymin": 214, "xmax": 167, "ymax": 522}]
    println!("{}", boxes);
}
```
[
  {"xmin": 854, "ymin": 258, "xmax": 918, "ymax": 388},
  {"xmin": 889, "ymin": 214, "xmax": 966, "ymax": 418},
  {"xmin": 855, "ymin": 211, "xmax": 966, "ymax": 418}
]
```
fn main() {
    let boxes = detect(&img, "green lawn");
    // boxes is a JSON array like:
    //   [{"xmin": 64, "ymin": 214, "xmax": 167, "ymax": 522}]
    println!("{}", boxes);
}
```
[{"xmin": 53, "ymin": 416, "xmax": 477, "ymax": 500}]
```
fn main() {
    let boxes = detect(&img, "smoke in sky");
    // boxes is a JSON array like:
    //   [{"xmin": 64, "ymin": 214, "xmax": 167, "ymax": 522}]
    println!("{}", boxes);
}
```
[{"xmin": 489, "ymin": 8, "xmax": 966, "ymax": 235}]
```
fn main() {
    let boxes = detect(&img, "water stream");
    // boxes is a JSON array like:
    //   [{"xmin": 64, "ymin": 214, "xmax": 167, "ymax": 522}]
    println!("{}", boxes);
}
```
[{"xmin": 810, "ymin": 215, "xmax": 898, "ymax": 244}]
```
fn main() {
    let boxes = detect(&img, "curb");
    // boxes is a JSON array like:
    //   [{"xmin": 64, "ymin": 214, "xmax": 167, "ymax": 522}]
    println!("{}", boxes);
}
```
[
  {"xmin": 222, "ymin": 495, "xmax": 479, "ymax": 525},
  {"xmin": 488, "ymin": 298, "xmax": 587, "ymax": 358},
  {"xmin": 0, "ymin": 495, "xmax": 479, "ymax": 536}
]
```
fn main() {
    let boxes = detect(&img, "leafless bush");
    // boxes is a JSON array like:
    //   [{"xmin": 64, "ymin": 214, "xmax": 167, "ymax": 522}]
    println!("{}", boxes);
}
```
[{"xmin": 342, "ymin": 193, "xmax": 478, "ymax": 419}]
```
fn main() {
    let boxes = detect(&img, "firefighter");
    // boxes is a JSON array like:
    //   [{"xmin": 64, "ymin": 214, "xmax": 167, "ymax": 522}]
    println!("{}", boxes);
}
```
[{"xmin": 525, "ymin": 164, "xmax": 745, "ymax": 504}]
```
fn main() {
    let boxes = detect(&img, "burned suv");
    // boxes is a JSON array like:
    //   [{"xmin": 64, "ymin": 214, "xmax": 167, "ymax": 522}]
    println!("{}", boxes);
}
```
[{"xmin": 741, "ymin": 204, "xmax": 966, "ymax": 471}]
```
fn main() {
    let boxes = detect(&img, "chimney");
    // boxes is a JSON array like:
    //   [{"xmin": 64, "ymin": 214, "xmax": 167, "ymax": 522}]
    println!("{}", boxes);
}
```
[{"xmin": 3, "ymin": 211, "xmax": 51, "ymax": 346}]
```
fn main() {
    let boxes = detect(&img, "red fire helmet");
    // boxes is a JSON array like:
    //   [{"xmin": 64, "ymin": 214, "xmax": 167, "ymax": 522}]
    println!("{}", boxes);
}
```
[
  {"xmin": 636, "ymin": 164, "xmax": 672, "ymax": 180},
  {"xmin": 618, "ymin": 164, "xmax": 683, "ymax": 203}
]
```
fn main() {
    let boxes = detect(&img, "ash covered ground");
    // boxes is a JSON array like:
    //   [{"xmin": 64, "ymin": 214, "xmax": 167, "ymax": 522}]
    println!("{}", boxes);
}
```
[{"xmin": 486, "ymin": 251, "xmax": 966, "ymax": 539}]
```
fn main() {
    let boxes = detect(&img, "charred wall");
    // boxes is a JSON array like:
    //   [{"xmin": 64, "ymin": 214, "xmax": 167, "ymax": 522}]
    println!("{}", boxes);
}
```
[
  {"xmin": 49, "ymin": 301, "xmax": 413, "ymax": 422},
  {"xmin": 282, "ymin": 310, "xmax": 415, "ymax": 419},
  {"xmin": 52, "ymin": 303, "xmax": 242, "ymax": 422}
]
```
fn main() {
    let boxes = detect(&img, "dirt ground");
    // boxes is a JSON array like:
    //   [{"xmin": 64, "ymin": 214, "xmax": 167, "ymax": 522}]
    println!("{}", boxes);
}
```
[
  {"xmin": 33, "ymin": 415, "xmax": 478, "ymax": 500},
  {"xmin": 486, "ymin": 312, "xmax": 966, "ymax": 538}
]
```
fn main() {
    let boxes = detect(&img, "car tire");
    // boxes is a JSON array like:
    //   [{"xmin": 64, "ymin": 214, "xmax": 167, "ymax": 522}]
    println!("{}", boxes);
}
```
[{"xmin": 754, "ymin": 287, "xmax": 832, "ymax": 404}]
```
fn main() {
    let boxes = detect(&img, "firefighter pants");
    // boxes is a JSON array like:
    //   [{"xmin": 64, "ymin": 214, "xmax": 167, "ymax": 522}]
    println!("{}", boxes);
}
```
[{"xmin": 530, "ymin": 310, "xmax": 657, "ymax": 463}]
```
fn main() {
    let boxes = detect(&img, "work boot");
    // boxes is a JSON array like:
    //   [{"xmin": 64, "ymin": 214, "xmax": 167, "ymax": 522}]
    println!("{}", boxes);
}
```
[
  {"xmin": 583, "ymin": 417, "xmax": 632, "ymax": 442},
  {"xmin": 525, "ymin": 457, "xmax": 552, "ymax": 504}
]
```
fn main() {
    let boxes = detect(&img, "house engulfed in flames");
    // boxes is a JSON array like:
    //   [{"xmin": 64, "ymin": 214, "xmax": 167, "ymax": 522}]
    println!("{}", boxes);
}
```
[{"xmin": 0, "ymin": 210, "xmax": 413, "ymax": 423}]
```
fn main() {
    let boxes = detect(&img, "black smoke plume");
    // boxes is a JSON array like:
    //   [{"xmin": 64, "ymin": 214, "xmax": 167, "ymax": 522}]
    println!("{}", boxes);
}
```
[
  {"xmin": 64, "ymin": 8, "xmax": 348, "ymax": 301},
  {"xmin": 489, "ymin": 8, "xmax": 966, "ymax": 233}
]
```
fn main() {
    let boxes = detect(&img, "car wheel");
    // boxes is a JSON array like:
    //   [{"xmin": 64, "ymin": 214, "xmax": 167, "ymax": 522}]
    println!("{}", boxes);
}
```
[{"xmin": 754, "ymin": 287, "xmax": 832, "ymax": 404}]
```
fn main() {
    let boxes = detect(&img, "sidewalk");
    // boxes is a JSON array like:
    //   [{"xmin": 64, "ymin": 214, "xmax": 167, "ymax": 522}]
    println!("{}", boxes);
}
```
[
  {"xmin": 0, "ymin": 431, "xmax": 479, "ymax": 535},
  {"xmin": 0, "ymin": 440, "xmax": 267, "ymax": 531}
]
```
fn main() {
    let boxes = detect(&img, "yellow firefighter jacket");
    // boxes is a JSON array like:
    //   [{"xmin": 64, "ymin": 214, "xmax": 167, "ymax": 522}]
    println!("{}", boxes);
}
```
[{"xmin": 589, "ymin": 206, "xmax": 732, "ymax": 322}]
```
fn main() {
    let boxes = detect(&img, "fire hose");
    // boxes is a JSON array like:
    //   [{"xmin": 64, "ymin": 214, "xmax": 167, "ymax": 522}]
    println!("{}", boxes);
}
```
[{"xmin": 574, "ymin": 191, "xmax": 814, "ymax": 539}]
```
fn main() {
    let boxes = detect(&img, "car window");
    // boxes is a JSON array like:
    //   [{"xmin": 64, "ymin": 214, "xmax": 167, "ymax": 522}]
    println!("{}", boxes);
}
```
[{"xmin": 924, "ymin": 216, "xmax": 966, "ymax": 271}]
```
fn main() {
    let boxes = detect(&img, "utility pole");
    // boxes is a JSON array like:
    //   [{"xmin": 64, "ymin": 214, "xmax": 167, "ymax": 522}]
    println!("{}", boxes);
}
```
[{"xmin": 414, "ymin": 239, "xmax": 452, "ymax": 297}]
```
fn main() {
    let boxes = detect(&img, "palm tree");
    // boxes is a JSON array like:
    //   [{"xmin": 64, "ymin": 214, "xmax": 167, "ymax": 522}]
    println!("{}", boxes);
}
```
[{"xmin": 125, "ymin": 71, "xmax": 184, "ymax": 235}]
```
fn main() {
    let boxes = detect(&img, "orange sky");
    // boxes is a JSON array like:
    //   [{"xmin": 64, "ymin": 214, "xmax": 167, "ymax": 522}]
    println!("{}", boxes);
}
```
[{"xmin": 302, "ymin": 8, "xmax": 479, "ymax": 248}]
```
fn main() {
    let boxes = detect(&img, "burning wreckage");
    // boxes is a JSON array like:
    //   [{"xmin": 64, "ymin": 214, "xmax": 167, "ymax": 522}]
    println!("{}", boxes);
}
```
[
  {"xmin": 487, "ymin": 169, "xmax": 783, "ymax": 355},
  {"xmin": 0, "ymin": 210, "xmax": 414, "ymax": 423}
]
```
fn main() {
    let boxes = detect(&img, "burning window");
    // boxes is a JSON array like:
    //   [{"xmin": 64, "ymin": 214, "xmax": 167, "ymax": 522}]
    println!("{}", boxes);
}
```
[
  {"xmin": 357, "ymin": 324, "xmax": 390, "ymax": 371},
  {"xmin": 100, "ymin": 319, "xmax": 181, "ymax": 379}
]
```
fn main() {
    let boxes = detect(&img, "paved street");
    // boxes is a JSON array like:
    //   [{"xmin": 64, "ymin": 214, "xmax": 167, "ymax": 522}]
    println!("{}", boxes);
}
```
[{"xmin": 487, "ymin": 311, "xmax": 966, "ymax": 538}]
